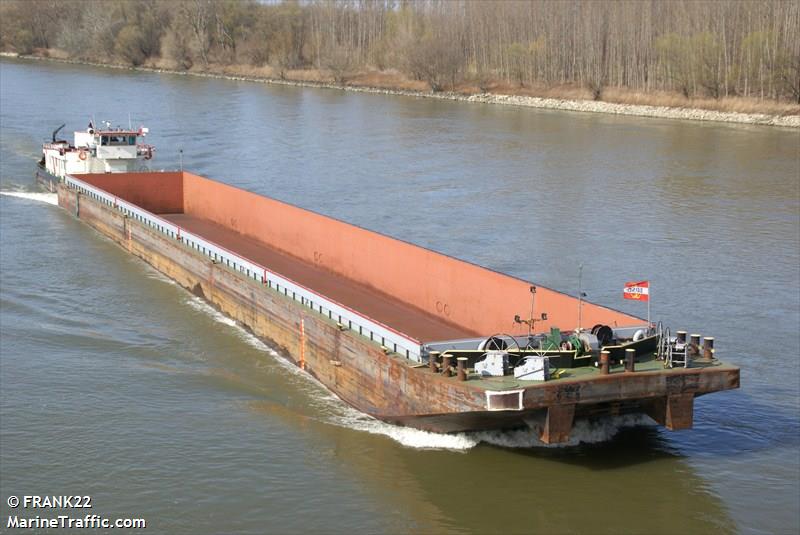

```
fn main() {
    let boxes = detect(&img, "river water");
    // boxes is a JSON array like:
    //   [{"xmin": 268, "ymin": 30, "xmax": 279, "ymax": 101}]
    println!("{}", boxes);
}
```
[{"xmin": 1, "ymin": 59, "xmax": 798, "ymax": 534}]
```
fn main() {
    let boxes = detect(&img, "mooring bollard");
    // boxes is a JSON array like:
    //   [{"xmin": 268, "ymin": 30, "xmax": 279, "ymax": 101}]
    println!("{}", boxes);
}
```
[
  {"xmin": 600, "ymin": 350, "xmax": 610, "ymax": 375},
  {"xmin": 689, "ymin": 334, "xmax": 701, "ymax": 356},
  {"xmin": 625, "ymin": 348, "xmax": 636, "ymax": 372},
  {"xmin": 441, "ymin": 355, "xmax": 453, "ymax": 377},
  {"xmin": 676, "ymin": 331, "xmax": 687, "ymax": 344},
  {"xmin": 703, "ymin": 337, "xmax": 715, "ymax": 359},
  {"xmin": 457, "ymin": 357, "xmax": 468, "ymax": 381},
  {"xmin": 429, "ymin": 351, "xmax": 440, "ymax": 373}
]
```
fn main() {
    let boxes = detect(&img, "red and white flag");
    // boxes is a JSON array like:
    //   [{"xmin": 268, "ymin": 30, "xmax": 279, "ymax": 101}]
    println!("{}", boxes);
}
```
[{"xmin": 623, "ymin": 281, "xmax": 649, "ymax": 301}]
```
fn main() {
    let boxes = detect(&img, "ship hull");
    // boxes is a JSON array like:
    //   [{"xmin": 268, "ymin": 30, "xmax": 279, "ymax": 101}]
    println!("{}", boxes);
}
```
[
  {"xmin": 35, "ymin": 166, "xmax": 59, "ymax": 192},
  {"xmin": 55, "ymin": 173, "xmax": 740, "ymax": 443}
]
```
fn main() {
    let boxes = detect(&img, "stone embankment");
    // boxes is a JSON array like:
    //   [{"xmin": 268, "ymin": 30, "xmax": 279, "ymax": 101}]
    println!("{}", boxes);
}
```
[
  {"xmin": 3, "ymin": 52, "xmax": 798, "ymax": 128},
  {"xmin": 465, "ymin": 94, "xmax": 800, "ymax": 127}
]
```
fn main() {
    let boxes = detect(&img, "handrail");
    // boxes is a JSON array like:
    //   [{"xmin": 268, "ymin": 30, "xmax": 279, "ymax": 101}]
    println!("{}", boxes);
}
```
[{"xmin": 64, "ymin": 174, "xmax": 422, "ymax": 362}]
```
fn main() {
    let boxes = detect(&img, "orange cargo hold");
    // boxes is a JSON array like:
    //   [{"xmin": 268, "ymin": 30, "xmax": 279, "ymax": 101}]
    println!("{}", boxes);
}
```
[{"xmin": 74, "ymin": 171, "xmax": 642, "ymax": 340}]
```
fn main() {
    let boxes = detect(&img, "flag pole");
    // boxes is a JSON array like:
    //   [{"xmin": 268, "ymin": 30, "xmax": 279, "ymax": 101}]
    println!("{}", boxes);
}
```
[
  {"xmin": 578, "ymin": 263, "xmax": 583, "ymax": 331},
  {"xmin": 647, "ymin": 281, "xmax": 651, "ymax": 327}
]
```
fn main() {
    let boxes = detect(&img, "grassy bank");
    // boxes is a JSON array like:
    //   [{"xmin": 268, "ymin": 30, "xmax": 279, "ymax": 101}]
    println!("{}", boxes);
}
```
[{"xmin": 4, "ymin": 51, "xmax": 798, "ymax": 128}]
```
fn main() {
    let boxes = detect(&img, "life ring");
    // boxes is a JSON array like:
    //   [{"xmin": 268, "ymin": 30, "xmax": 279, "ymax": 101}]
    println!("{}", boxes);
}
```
[{"xmin": 78, "ymin": 150, "xmax": 87, "ymax": 161}]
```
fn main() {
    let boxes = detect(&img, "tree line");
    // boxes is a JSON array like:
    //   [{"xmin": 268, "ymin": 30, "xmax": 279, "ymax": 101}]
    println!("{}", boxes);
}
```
[{"xmin": 1, "ymin": 0, "xmax": 798, "ymax": 103}]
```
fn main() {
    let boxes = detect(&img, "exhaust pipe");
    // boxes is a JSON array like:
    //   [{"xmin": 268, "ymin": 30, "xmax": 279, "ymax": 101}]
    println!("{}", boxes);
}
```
[{"xmin": 52, "ymin": 124, "xmax": 65, "ymax": 142}]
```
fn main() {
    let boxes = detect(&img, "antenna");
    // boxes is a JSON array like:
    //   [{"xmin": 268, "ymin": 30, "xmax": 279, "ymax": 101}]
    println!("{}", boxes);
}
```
[
  {"xmin": 179, "ymin": 149, "xmax": 183, "ymax": 171},
  {"xmin": 578, "ymin": 263, "xmax": 584, "ymax": 331},
  {"xmin": 514, "ymin": 286, "xmax": 547, "ymax": 339},
  {"xmin": 128, "ymin": 112, "xmax": 132, "ymax": 130}
]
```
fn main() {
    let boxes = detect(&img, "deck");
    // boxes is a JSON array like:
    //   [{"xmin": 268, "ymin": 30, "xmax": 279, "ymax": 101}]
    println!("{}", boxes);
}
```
[{"xmin": 466, "ymin": 352, "xmax": 739, "ymax": 390}]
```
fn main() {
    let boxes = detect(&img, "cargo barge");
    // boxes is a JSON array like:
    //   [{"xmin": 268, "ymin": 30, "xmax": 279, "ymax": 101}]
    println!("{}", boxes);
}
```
[{"xmin": 53, "ymin": 171, "xmax": 739, "ymax": 443}]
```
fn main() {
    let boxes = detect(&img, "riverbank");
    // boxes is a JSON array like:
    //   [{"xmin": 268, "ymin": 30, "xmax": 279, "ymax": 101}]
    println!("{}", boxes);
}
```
[{"xmin": 3, "ymin": 52, "xmax": 798, "ymax": 128}]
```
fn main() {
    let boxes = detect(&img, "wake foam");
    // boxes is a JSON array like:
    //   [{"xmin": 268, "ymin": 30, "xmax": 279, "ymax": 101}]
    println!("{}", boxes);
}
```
[
  {"xmin": 184, "ymin": 297, "xmax": 279, "ymax": 356},
  {"xmin": 0, "ymin": 190, "xmax": 58, "ymax": 205},
  {"xmin": 330, "ymin": 407, "xmax": 481, "ymax": 450},
  {"xmin": 328, "ymin": 408, "xmax": 651, "ymax": 451},
  {"xmin": 165, "ymin": 276, "xmax": 652, "ymax": 450},
  {"xmin": 477, "ymin": 413, "xmax": 652, "ymax": 448}
]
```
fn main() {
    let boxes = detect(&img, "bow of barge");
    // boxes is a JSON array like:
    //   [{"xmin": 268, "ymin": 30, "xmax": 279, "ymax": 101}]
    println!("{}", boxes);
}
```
[{"xmin": 54, "ymin": 171, "xmax": 739, "ymax": 444}]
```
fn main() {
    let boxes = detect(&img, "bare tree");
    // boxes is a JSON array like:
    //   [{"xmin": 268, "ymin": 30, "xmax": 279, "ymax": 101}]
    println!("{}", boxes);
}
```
[
  {"xmin": 2, "ymin": 0, "xmax": 798, "ymax": 105},
  {"xmin": 406, "ymin": 33, "xmax": 464, "ymax": 92}
]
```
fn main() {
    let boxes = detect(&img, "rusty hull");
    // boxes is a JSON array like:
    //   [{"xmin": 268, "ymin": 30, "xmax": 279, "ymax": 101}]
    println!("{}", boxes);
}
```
[{"xmin": 58, "ymin": 173, "xmax": 740, "ymax": 444}]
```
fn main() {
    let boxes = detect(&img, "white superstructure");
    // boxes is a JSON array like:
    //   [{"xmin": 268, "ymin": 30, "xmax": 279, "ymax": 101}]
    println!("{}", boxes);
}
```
[{"xmin": 41, "ymin": 122, "xmax": 155, "ymax": 179}]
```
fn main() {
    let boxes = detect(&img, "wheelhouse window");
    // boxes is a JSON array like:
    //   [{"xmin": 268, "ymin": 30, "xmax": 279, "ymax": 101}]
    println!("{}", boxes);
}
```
[{"xmin": 100, "ymin": 135, "xmax": 136, "ymax": 146}]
